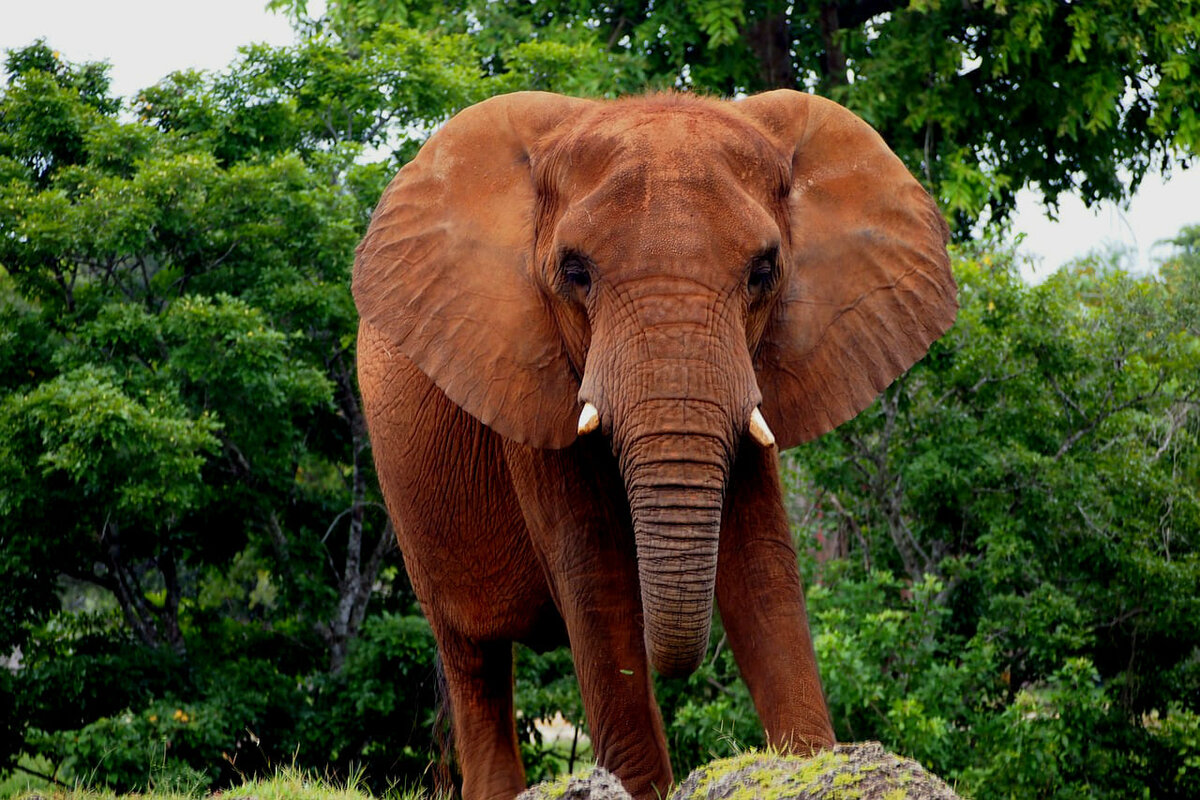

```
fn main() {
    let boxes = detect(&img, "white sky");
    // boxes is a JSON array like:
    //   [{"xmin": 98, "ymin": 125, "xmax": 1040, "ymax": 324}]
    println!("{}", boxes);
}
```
[{"xmin": 3, "ymin": 0, "xmax": 1198, "ymax": 279}]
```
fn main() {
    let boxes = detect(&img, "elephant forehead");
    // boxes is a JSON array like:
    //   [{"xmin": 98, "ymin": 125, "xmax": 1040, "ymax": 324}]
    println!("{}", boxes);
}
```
[
  {"xmin": 558, "ymin": 160, "xmax": 783, "ymax": 269},
  {"xmin": 539, "ymin": 97, "xmax": 788, "ymax": 197},
  {"xmin": 568, "ymin": 116, "xmax": 782, "ymax": 193}
]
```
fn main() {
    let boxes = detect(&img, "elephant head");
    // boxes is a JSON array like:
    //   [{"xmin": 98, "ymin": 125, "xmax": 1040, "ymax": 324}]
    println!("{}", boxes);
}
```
[{"xmin": 353, "ymin": 91, "xmax": 956, "ymax": 677}]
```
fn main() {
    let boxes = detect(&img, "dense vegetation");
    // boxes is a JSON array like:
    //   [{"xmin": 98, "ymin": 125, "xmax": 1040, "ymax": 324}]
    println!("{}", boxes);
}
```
[{"xmin": 2, "ymin": 2, "xmax": 1198, "ymax": 798}]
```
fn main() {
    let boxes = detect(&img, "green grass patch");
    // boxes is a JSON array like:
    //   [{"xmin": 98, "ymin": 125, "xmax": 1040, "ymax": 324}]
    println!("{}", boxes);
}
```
[{"xmin": 2, "ymin": 767, "xmax": 432, "ymax": 800}]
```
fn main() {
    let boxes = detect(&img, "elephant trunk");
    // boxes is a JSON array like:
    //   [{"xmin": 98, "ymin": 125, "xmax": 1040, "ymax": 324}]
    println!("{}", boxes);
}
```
[
  {"xmin": 580, "ymin": 292, "xmax": 760, "ymax": 678},
  {"xmin": 617, "ymin": 400, "xmax": 737, "ymax": 678}
]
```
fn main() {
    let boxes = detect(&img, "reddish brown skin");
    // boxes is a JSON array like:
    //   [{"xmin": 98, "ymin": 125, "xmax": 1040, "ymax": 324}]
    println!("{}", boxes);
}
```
[{"xmin": 354, "ymin": 91, "xmax": 957, "ymax": 800}]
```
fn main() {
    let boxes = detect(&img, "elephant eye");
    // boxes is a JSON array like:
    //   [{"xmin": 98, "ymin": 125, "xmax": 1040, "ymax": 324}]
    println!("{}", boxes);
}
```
[
  {"xmin": 746, "ymin": 249, "xmax": 779, "ymax": 299},
  {"xmin": 560, "ymin": 252, "xmax": 593, "ymax": 297}
]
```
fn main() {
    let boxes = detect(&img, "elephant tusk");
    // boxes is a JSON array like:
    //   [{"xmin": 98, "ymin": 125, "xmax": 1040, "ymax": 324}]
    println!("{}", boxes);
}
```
[
  {"xmin": 748, "ymin": 407, "xmax": 776, "ymax": 448},
  {"xmin": 578, "ymin": 402, "xmax": 600, "ymax": 435}
]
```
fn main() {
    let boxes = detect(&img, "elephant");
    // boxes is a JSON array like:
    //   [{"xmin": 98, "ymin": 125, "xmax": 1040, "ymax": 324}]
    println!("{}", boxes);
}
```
[{"xmin": 352, "ymin": 89, "xmax": 957, "ymax": 800}]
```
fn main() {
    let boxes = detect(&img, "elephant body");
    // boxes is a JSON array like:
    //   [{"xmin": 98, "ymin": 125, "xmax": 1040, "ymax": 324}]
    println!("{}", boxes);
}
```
[{"xmin": 354, "ymin": 90, "xmax": 956, "ymax": 800}]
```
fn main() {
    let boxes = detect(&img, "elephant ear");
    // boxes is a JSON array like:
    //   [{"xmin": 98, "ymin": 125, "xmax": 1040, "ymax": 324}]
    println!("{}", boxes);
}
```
[
  {"xmin": 738, "ymin": 89, "xmax": 957, "ymax": 450},
  {"xmin": 353, "ymin": 92, "xmax": 594, "ymax": 449}
]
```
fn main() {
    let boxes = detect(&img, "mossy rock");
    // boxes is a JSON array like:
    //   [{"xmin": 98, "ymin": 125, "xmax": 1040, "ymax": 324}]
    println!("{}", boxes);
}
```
[
  {"xmin": 675, "ymin": 744, "xmax": 960, "ymax": 800},
  {"xmin": 519, "ymin": 744, "xmax": 960, "ymax": 800},
  {"xmin": 518, "ymin": 767, "xmax": 633, "ymax": 800}
]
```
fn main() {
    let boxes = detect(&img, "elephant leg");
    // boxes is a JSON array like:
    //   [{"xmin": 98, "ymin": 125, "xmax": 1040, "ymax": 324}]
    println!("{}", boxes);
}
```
[
  {"xmin": 357, "ymin": 323, "xmax": 554, "ymax": 798},
  {"xmin": 715, "ymin": 444, "xmax": 836, "ymax": 752},
  {"xmin": 436, "ymin": 630, "xmax": 525, "ymax": 800},
  {"xmin": 503, "ymin": 438, "xmax": 673, "ymax": 800}
]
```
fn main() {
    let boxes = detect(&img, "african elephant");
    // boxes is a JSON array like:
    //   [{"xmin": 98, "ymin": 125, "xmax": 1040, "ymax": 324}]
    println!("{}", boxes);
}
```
[{"xmin": 353, "ymin": 90, "xmax": 956, "ymax": 800}]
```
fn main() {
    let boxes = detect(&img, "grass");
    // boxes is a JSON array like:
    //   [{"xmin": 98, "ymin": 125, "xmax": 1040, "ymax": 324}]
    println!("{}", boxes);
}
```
[
  {"xmin": 1, "ymin": 755, "xmax": 55, "ymax": 799},
  {"xmin": 2, "ymin": 767, "xmax": 432, "ymax": 800}
]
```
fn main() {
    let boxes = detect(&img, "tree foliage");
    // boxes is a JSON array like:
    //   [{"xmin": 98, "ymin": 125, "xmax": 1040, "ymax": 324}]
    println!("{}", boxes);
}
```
[
  {"xmin": 271, "ymin": 0, "xmax": 1200, "ymax": 225},
  {"xmin": 2, "ymin": 2, "xmax": 1200, "ymax": 796},
  {"xmin": 0, "ymin": 39, "xmax": 425, "ymax": 791}
]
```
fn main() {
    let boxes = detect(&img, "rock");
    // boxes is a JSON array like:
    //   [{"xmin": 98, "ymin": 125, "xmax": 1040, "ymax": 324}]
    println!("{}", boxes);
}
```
[
  {"xmin": 519, "ymin": 743, "xmax": 961, "ymax": 800},
  {"xmin": 518, "ymin": 767, "xmax": 634, "ymax": 800},
  {"xmin": 674, "ymin": 743, "xmax": 961, "ymax": 800}
]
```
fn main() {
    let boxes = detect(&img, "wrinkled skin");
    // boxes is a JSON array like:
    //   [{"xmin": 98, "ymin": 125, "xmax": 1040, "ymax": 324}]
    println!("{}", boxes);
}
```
[{"xmin": 353, "ymin": 90, "xmax": 957, "ymax": 800}]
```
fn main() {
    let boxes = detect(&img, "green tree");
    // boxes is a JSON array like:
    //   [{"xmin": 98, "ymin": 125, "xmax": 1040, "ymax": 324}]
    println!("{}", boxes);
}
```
[{"xmin": 0, "ymin": 40, "xmax": 413, "ymax": 791}]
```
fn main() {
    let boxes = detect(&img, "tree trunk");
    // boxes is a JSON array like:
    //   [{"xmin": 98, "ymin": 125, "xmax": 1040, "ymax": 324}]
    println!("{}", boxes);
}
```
[
  {"xmin": 819, "ymin": 4, "xmax": 849, "ymax": 88},
  {"xmin": 747, "ymin": 12, "xmax": 795, "ymax": 88},
  {"xmin": 322, "ymin": 347, "xmax": 394, "ymax": 673}
]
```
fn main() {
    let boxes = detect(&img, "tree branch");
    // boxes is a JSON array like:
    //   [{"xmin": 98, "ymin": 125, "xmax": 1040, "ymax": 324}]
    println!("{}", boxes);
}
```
[
  {"xmin": 606, "ymin": 15, "xmax": 629, "ymax": 50},
  {"xmin": 11, "ymin": 762, "xmax": 69, "ymax": 788},
  {"xmin": 102, "ymin": 520, "xmax": 162, "ymax": 649},
  {"xmin": 156, "ymin": 544, "xmax": 187, "ymax": 657},
  {"xmin": 1055, "ymin": 375, "xmax": 1166, "ymax": 460},
  {"xmin": 827, "ymin": 492, "xmax": 871, "ymax": 573}
]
